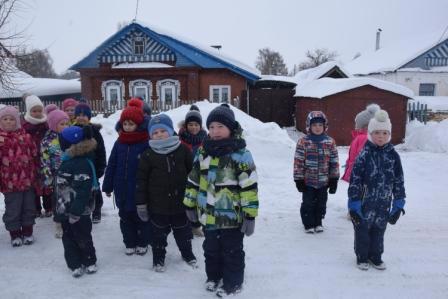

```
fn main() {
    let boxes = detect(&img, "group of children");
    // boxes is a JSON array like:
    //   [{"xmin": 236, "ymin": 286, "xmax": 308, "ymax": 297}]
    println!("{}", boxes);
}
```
[
  {"xmin": 0, "ymin": 94, "xmax": 406, "ymax": 295},
  {"xmin": 294, "ymin": 104, "xmax": 406, "ymax": 271}
]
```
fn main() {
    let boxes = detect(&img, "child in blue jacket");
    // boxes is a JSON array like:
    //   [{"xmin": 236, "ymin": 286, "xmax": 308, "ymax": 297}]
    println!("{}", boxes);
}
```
[
  {"xmin": 348, "ymin": 109, "xmax": 406, "ymax": 271},
  {"xmin": 102, "ymin": 100, "xmax": 150, "ymax": 256}
]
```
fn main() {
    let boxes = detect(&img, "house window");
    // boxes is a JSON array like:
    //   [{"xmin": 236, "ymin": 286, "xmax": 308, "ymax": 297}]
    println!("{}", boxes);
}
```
[
  {"xmin": 129, "ymin": 79, "xmax": 152, "ymax": 102},
  {"xmin": 101, "ymin": 80, "xmax": 124, "ymax": 109},
  {"xmin": 419, "ymin": 83, "xmax": 435, "ymax": 96},
  {"xmin": 133, "ymin": 37, "xmax": 144, "ymax": 55},
  {"xmin": 156, "ymin": 79, "xmax": 181, "ymax": 109},
  {"xmin": 209, "ymin": 85, "xmax": 231, "ymax": 103}
]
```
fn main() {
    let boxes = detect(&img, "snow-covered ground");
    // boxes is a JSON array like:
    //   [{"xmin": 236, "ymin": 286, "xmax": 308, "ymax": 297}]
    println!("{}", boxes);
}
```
[{"xmin": 0, "ymin": 102, "xmax": 447, "ymax": 299}]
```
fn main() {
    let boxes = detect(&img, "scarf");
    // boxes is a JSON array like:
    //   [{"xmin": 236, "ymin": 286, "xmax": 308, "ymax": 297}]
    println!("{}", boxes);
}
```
[
  {"xmin": 179, "ymin": 128, "xmax": 207, "ymax": 147},
  {"xmin": 149, "ymin": 136, "xmax": 181, "ymax": 154},
  {"xmin": 308, "ymin": 133, "xmax": 327, "ymax": 142},
  {"xmin": 24, "ymin": 114, "xmax": 47, "ymax": 125},
  {"xmin": 118, "ymin": 131, "xmax": 149, "ymax": 144},
  {"xmin": 203, "ymin": 136, "xmax": 246, "ymax": 157}
]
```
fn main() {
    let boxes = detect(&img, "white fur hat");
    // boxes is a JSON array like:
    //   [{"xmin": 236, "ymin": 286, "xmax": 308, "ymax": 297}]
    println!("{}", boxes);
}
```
[
  {"xmin": 25, "ymin": 95, "xmax": 44, "ymax": 113},
  {"xmin": 355, "ymin": 103, "xmax": 380, "ymax": 129},
  {"xmin": 368, "ymin": 109, "xmax": 392, "ymax": 136}
]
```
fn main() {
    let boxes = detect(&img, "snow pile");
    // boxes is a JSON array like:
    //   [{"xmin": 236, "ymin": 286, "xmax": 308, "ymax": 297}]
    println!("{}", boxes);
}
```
[{"xmin": 402, "ymin": 119, "xmax": 448, "ymax": 153}]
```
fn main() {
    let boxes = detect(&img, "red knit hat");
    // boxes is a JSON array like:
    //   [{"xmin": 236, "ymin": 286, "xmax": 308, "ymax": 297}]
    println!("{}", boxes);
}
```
[{"xmin": 119, "ymin": 98, "xmax": 144, "ymax": 125}]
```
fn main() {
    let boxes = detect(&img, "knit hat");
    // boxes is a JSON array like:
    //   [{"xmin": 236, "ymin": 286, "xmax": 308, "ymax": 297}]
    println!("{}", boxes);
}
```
[
  {"xmin": 185, "ymin": 105, "xmax": 202, "ymax": 127},
  {"xmin": 368, "ymin": 110, "xmax": 392, "ymax": 134},
  {"xmin": 306, "ymin": 111, "xmax": 328, "ymax": 132},
  {"xmin": 25, "ymin": 95, "xmax": 44, "ymax": 113},
  {"xmin": 47, "ymin": 109, "xmax": 69, "ymax": 132},
  {"xmin": 355, "ymin": 103, "xmax": 380, "ymax": 129},
  {"xmin": 62, "ymin": 98, "xmax": 79, "ymax": 111},
  {"xmin": 120, "ymin": 98, "xmax": 144, "ymax": 125},
  {"xmin": 206, "ymin": 104, "xmax": 236, "ymax": 131},
  {"xmin": 44, "ymin": 104, "xmax": 59, "ymax": 115},
  {"xmin": 74, "ymin": 103, "xmax": 92, "ymax": 119},
  {"xmin": 61, "ymin": 126, "xmax": 84, "ymax": 145},
  {"xmin": 0, "ymin": 106, "xmax": 21, "ymax": 130},
  {"xmin": 148, "ymin": 114, "xmax": 174, "ymax": 137}
]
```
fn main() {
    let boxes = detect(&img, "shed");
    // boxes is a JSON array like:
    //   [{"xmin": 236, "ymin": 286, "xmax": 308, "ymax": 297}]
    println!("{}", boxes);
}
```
[{"xmin": 294, "ymin": 77, "xmax": 414, "ymax": 145}]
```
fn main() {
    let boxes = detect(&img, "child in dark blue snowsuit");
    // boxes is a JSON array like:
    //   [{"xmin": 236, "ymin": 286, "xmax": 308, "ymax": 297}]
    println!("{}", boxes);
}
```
[
  {"xmin": 102, "ymin": 99, "xmax": 151, "ymax": 255},
  {"xmin": 348, "ymin": 109, "xmax": 406, "ymax": 271}
]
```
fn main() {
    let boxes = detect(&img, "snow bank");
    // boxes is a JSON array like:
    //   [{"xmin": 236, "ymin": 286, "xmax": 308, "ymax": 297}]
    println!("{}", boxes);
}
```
[{"xmin": 401, "ymin": 119, "xmax": 448, "ymax": 153}]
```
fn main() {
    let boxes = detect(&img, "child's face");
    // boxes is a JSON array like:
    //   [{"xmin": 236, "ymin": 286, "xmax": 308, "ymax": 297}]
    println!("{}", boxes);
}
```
[
  {"xmin": 152, "ymin": 128, "xmax": 170, "ymax": 140},
  {"xmin": 310, "ymin": 122, "xmax": 324, "ymax": 135},
  {"xmin": 64, "ymin": 107, "xmax": 75, "ymax": 120},
  {"xmin": 0, "ymin": 115, "xmax": 17, "ymax": 132},
  {"xmin": 30, "ymin": 106, "xmax": 44, "ymax": 119},
  {"xmin": 123, "ymin": 120, "xmax": 137, "ymax": 132},
  {"xmin": 186, "ymin": 122, "xmax": 200, "ymax": 135},
  {"xmin": 208, "ymin": 122, "xmax": 231, "ymax": 140},
  {"xmin": 371, "ymin": 130, "xmax": 390, "ymax": 147},
  {"xmin": 75, "ymin": 114, "xmax": 89, "ymax": 125},
  {"xmin": 56, "ymin": 119, "xmax": 69, "ymax": 133}
]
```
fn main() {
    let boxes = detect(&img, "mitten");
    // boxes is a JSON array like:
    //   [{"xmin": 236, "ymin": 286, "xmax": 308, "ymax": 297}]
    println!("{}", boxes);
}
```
[
  {"xmin": 348, "ymin": 199, "xmax": 363, "ymax": 226},
  {"xmin": 136, "ymin": 204, "xmax": 149, "ymax": 222},
  {"xmin": 240, "ymin": 217, "xmax": 255, "ymax": 236},
  {"xmin": 388, "ymin": 199, "xmax": 406, "ymax": 225},
  {"xmin": 185, "ymin": 208, "xmax": 198, "ymax": 223},
  {"xmin": 295, "ymin": 180, "xmax": 306, "ymax": 193},
  {"xmin": 69, "ymin": 214, "xmax": 80, "ymax": 224},
  {"xmin": 328, "ymin": 178, "xmax": 338, "ymax": 194}
]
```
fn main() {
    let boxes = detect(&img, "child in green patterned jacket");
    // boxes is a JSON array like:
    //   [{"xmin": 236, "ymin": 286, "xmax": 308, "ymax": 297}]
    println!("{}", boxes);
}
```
[{"xmin": 184, "ymin": 104, "xmax": 259, "ymax": 297}]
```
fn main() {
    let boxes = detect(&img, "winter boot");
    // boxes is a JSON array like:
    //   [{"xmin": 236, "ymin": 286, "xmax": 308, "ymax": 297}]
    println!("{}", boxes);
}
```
[
  {"xmin": 314, "ymin": 226, "xmax": 324, "ymax": 233},
  {"xmin": 86, "ymin": 264, "xmax": 98, "ymax": 274},
  {"xmin": 22, "ymin": 226, "xmax": 34, "ymax": 245},
  {"xmin": 10, "ymin": 230, "xmax": 22, "ymax": 247},
  {"xmin": 305, "ymin": 228, "xmax": 315, "ymax": 234},
  {"xmin": 153, "ymin": 262, "xmax": 166, "ymax": 273},
  {"xmin": 92, "ymin": 214, "xmax": 101, "ymax": 224},
  {"xmin": 136, "ymin": 246, "xmax": 148, "ymax": 256},
  {"xmin": 72, "ymin": 267, "xmax": 84, "ymax": 278},
  {"xmin": 125, "ymin": 247, "xmax": 136, "ymax": 256},
  {"xmin": 205, "ymin": 280, "xmax": 221, "ymax": 292},
  {"xmin": 216, "ymin": 285, "xmax": 242, "ymax": 297},
  {"xmin": 369, "ymin": 259, "xmax": 387, "ymax": 270}
]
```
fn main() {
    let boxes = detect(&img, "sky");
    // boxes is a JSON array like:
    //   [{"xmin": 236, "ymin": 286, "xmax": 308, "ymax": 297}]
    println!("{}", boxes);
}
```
[{"xmin": 8, "ymin": 0, "xmax": 448, "ymax": 74}]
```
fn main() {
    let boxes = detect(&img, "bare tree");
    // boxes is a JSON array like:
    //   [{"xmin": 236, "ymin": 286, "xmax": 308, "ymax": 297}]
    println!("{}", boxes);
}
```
[
  {"xmin": 298, "ymin": 48, "xmax": 338, "ymax": 71},
  {"xmin": 255, "ymin": 48, "xmax": 288, "ymax": 76},
  {"xmin": 15, "ymin": 47, "xmax": 57, "ymax": 78},
  {"xmin": 0, "ymin": 0, "xmax": 28, "ymax": 91}
]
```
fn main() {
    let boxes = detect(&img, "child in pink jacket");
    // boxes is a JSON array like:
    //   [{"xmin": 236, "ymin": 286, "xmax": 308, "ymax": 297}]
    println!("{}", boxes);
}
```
[{"xmin": 342, "ymin": 104, "xmax": 380, "ymax": 182}]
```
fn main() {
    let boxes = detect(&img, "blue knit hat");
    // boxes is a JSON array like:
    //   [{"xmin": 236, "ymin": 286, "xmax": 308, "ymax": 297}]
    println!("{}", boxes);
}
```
[
  {"xmin": 61, "ymin": 126, "xmax": 84, "ymax": 145},
  {"xmin": 148, "ymin": 114, "xmax": 174, "ymax": 137},
  {"xmin": 74, "ymin": 103, "xmax": 92, "ymax": 119},
  {"xmin": 206, "ymin": 104, "xmax": 236, "ymax": 131}
]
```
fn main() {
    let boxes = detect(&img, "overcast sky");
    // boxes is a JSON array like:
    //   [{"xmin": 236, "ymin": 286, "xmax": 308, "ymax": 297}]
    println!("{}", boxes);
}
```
[{"xmin": 10, "ymin": 0, "xmax": 448, "ymax": 74}]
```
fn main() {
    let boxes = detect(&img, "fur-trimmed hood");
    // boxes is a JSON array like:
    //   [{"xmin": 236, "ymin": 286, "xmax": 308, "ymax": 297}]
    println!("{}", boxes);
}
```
[{"xmin": 66, "ymin": 138, "xmax": 97, "ymax": 158}]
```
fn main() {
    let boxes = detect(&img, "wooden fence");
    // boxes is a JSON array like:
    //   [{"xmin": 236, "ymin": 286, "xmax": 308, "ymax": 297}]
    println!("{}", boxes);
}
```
[{"xmin": 407, "ymin": 101, "xmax": 428, "ymax": 124}]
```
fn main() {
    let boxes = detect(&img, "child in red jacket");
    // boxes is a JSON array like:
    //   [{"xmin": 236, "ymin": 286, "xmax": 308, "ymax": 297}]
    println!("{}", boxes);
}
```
[
  {"xmin": 342, "ymin": 104, "xmax": 380, "ymax": 182},
  {"xmin": 0, "ymin": 106, "xmax": 38, "ymax": 246}
]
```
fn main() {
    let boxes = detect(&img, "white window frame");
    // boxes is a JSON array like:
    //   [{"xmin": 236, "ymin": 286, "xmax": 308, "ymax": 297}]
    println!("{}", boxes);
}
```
[
  {"xmin": 209, "ymin": 85, "xmax": 231, "ymax": 103},
  {"xmin": 156, "ymin": 79, "xmax": 180, "ymax": 108},
  {"xmin": 129, "ymin": 79, "xmax": 152, "ymax": 102},
  {"xmin": 133, "ymin": 37, "xmax": 145, "ymax": 55},
  {"xmin": 101, "ymin": 80, "xmax": 125, "ymax": 109}
]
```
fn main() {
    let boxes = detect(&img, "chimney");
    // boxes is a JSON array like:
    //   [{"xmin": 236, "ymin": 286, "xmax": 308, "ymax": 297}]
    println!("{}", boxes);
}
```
[{"xmin": 375, "ymin": 28, "xmax": 382, "ymax": 51}]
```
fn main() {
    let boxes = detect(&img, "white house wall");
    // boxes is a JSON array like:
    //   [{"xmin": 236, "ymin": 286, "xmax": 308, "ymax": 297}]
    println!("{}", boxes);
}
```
[{"xmin": 366, "ymin": 72, "xmax": 448, "ymax": 96}]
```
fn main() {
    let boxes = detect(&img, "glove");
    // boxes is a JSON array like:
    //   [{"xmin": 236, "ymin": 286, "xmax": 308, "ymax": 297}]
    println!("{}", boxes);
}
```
[
  {"xmin": 348, "ymin": 199, "xmax": 363, "ymax": 226},
  {"xmin": 328, "ymin": 178, "xmax": 338, "ymax": 194},
  {"xmin": 240, "ymin": 217, "xmax": 255, "ymax": 236},
  {"xmin": 388, "ymin": 199, "xmax": 406, "ymax": 225},
  {"xmin": 69, "ymin": 214, "xmax": 80, "ymax": 224},
  {"xmin": 136, "ymin": 205, "xmax": 149, "ymax": 222},
  {"xmin": 295, "ymin": 180, "xmax": 306, "ymax": 193},
  {"xmin": 185, "ymin": 208, "xmax": 198, "ymax": 223}
]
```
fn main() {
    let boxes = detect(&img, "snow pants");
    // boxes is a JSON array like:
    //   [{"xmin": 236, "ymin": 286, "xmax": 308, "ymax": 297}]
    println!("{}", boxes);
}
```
[
  {"xmin": 92, "ymin": 185, "xmax": 103, "ymax": 219},
  {"xmin": 300, "ymin": 186, "xmax": 328, "ymax": 229},
  {"xmin": 119, "ymin": 210, "xmax": 151, "ymax": 249},
  {"xmin": 61, "ymin": 216, "xmax": 97, "ymax": 271},
  {"xmin": 3, "ymin": 189, "xmax": 35, "ymax": 232},
  {"xmin": 203, "ymin": 228, "xmax": 245, "ymax": 293},
  {"xmin": 353, "ymin": 220, "xmax": 386, "ymax": 263},
  {"xmin": 150, "ymin": 213, "xmax": 194, "ymax": 266}
]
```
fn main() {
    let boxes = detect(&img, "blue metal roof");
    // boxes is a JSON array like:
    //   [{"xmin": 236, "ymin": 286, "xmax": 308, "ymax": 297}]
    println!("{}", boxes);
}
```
[{"xmin": 70, "ymin": 22, "xmax": 260, "ymax": 82}]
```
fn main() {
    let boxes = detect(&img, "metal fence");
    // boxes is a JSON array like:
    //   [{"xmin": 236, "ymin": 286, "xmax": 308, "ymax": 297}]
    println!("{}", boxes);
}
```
[{"xmin": 407, "ymin": 101, "xmax": 428, "ymax": 124}]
